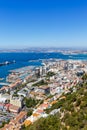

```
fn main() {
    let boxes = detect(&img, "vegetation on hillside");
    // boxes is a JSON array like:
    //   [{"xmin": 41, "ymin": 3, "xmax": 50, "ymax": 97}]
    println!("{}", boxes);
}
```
[
  {"xmin": 23, "ymin": 74, "xmax": 87, "ymax": 130},
  {"xmin": 24, "ymin": 97, "xmax": 40, "ymax": 108},
  {"xmin": 32, "ymin": 79, "xmax": 48, "ymax": 86}
]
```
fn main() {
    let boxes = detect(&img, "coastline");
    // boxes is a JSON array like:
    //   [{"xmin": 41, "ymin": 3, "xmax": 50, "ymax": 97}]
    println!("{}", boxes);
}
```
[{"xmin": 0, "ymin": 52, "xmax": 87, "ymax": 88}]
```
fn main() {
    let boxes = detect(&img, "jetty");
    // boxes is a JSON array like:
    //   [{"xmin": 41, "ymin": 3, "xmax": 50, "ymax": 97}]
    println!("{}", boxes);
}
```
[{"xmin": 0, "ymin": 82, "xmax": 10, "ymax": 86}]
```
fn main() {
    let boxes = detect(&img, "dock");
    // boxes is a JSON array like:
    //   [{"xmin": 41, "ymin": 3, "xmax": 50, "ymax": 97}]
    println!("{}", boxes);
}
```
[{"xmin": 0, "ymin": 82, "xmax": 10, "ymax": 86}]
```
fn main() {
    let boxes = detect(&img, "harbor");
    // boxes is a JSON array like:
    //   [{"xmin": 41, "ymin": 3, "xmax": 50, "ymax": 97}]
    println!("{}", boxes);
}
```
[{"xmin": 6, "ymin": 66, "xmax": 36, "ymax": 83}]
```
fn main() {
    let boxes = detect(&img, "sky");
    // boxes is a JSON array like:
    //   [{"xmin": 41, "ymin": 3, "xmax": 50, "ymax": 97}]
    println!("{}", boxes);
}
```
[{"xmin": 0, "ymin": 0, "xmax": 87, "ymax": 49}]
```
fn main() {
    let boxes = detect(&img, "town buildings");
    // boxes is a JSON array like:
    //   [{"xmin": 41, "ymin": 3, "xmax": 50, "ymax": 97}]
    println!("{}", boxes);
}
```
[{"xmin": 0, "ymin": 59, "xmax": 87, "ymax": 129}]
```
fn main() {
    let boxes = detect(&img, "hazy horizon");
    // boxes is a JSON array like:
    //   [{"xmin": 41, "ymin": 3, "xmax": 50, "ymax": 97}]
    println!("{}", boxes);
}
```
[{"xmin": 0, "ymin": 46, "xmax": 87, "ymax": 50}]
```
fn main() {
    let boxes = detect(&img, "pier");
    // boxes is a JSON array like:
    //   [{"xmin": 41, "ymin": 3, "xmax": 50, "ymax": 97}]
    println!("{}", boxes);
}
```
[{"xmin": 0, "ymin": 82, "xmax": 10, "ymax": 86}]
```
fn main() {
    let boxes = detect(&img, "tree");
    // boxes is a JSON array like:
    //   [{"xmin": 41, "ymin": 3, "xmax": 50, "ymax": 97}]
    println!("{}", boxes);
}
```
[
  {"xmin": 46, "ymin": 71, "xmax": 55, "ymax": 77},
  {"xmin": 27, "ymin": 109, "xmax": 33, "ymax": 116},
  {"xmin": 24, "ymin": 97, "xmax": 39, "ymax": 108}
]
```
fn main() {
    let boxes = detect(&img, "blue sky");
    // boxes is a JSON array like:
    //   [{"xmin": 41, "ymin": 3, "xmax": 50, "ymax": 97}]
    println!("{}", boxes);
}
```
[{"xmin": 0, "ymin": 0, "xmax": 87, "ymax": 48}]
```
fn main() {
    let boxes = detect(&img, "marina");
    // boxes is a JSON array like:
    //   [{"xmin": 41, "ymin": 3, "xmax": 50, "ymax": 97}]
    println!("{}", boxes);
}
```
[
  {"xmin": 9, "ymin": 66, "xmax": 35, "ymax": 73},
  {"xmin": 6, "ymin": 66, "xmax": 36, "ymax": 83}
]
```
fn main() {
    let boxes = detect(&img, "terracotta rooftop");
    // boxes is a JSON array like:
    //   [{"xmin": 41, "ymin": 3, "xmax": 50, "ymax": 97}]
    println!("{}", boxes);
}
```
[
  {"xmin": 24, "ymin": 120, "xmax": 32, "ymax": 127},
  {"xmin": 10, "ymin": 111, "xmax": 27, "ymax": 124},
  {"xmin": 9, "ymin": 105, "xmax": 20, "ymax": 112}
]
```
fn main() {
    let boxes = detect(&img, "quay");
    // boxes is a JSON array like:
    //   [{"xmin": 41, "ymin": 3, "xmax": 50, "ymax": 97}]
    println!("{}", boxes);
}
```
[{"xmin": 0, "ymin": 82, "xmax": 10, "ymax": 86}]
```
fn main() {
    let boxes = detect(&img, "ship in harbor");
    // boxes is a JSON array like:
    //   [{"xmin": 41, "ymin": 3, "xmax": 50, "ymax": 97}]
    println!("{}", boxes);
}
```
[
  {"xmin": 0, "ymin": 60, "xmax": 16, "ymax": 67},
  {"xmin": 0, "ymin": 78, "xmax": 4, "ymax": 81}
]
